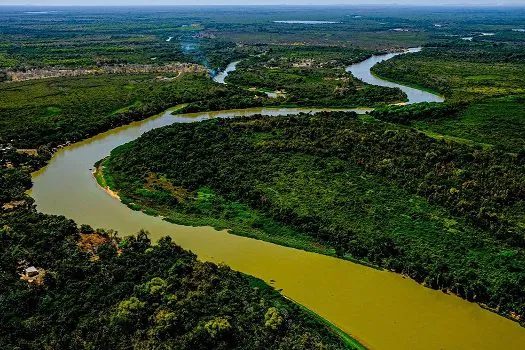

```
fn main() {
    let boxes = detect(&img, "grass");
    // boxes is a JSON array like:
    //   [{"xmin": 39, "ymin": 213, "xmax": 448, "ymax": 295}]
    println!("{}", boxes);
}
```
[
  {"xmin": 111, "ymin": 100, "xmax": 144, "ymax": 116},
  {"xmin": 93, "ymin": 157, "xmax": 118, "ymax": 192},
  {"xmin": 93, "ymin": 166, "xmax": 107, "ymax": 189}
]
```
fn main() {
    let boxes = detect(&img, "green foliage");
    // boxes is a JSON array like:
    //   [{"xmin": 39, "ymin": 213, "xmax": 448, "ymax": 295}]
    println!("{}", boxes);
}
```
[
  {"xmin": 227, "ymin": 45, "xmax": 407, "ymax": 107},
  {"xmin": 111, "ymin": 297, "xmax": 146, "ymax": 326},
  {"xmin": 412, "ymin": 96, "xmax": 525, "ymax": 152},
  {"xmin": 204, "ymin": 316, "xmax": 232, "ymax": 338},
  {"xmin": 140, "ymin": 277, "xmax": 168, "ymax": 296},
  {"xmin": 370, "ymin": 102, "xmax": 464, "ymax": 125},
  {"xmin": 371, "ymin": 43, "xmax": 525, "ymax": 152},
  {"xmin": 372, "ymin": 43, "xmax": 525, "ymax": 102},
  {"xmin": 0, "ymin": 74, "xmax": 261, "ymax": 148},
  {"xmin": 106, "ymin": 112, "xmax": 525, "ymax": 322},
  {"xmin": 0, "ymin": 167, "xmax": 352, "ymax": 349},
  {"xmin": 264, "ymin": 307, "xmax": 284, "ymax": 330},
  {"xmin": 0, "ymin": 167, "xmax": 32, "ymax": 203}
]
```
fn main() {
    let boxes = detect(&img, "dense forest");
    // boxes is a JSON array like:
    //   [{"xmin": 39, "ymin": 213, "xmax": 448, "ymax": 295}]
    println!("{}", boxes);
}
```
[
  {"xmin": 0, "ymin": 154, "xmax": 354, "ymax": 349},
  {"xmin": 0, "ymin": 73, "xmax": 266, "ymax": 149},
  {"xmin": 371, "ymin": 41, "xmax": 525, "ymax": 152},
  {"xmin": 372, "ymin": 41, "xmax": 525, "ymax": 102},
  {"xmin": 225, "ymin": 45, "xmax": 407, "ymax": 107},
  {"xmin": 105, "ymin": 111, "xmax": 525, "ymax": 323}
]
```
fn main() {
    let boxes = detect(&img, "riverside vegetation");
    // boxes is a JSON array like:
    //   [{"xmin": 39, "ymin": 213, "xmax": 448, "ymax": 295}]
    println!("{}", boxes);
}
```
[
  {"xmin": 372, "ymin": 41, "xmax": 525, "ymax": 152},
  {"xmin": 103, "ymin": 109, "xmax": 525, "ymax": 323},
  {"xmin": 225, "ymin": 45, "xmax": 406, "ymax": 107},
  {"xmin": 0, "ymin": 73, "xmax": 263, "ymax": 149},
  {"xmin": 2, "ymin": 5, "xmax": 525, "ymax": 349},
  {"xmin": 99, "ymin": 33, "xmax": 525, "ymax": 324},
  {"xmin": 0, "ymin": 48, "xmax": 362, "ymax": 350},
  {"xmin": 0, "ymin": 155, "xmax": 357, "ymax": 349}
]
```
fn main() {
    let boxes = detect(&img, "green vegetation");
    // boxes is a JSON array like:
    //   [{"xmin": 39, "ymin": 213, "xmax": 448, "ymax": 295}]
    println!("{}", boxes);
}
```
[
  {"xmin": 4, "ymin": 6, "xmax": 523, "ymax": 72},
  {"xmin": 3, "ymin": 5, "xmax": 525, "ymax": 347},
  {"xmin": 369, "ymin": 102, "xmax": 464, "ymax": 125},
  {"xmin": 106, "ymin": 112, "xmax": 525, "ymax": 323},
  {"xmin": 0, "ymin": 73, "xmax": 263, "ymax": 148},
  {"xmin": 372, "ymin": 42, "xmax": 525, "ymax": 152},
  {"xmin": 226, "ymin": 45, "xmax": 407, "ymax": 107},
  {"xmin": 0, "ymin": 150, "xmax": 356, "ymax": 350},
  {"xmin": 411, "ymin": 96, "xmax": 525, "ymax": 152},
  {"xmin": 372, "ymin": 43, "xmax": 525, "ymax": 102}
]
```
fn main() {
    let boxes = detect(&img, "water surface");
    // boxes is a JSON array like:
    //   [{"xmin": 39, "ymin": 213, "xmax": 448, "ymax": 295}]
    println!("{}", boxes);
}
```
[
  {"xmin": 31, "ymin": 52, "xmax": 525, "ymax": 350},
  {"xmin": 346, "ymin": 47, "xmax": 444, "ymax": 104},
  {"xmin": 213, "ymin": 61, "xmax": 240, "ymax": 84}
]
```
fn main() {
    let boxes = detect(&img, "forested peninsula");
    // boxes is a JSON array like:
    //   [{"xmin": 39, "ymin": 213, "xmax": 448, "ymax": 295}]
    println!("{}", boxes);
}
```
[
  {"xmin": 103, "ymin": 109, "xmax": 525, "ymax": 323},
  {"xmin": 2, "ymin": 5, "xmax": 525, "ymax": 349}
]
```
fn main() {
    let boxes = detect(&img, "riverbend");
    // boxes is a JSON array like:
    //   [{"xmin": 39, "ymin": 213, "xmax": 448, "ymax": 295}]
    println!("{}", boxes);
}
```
[{"xmin": 31, "ymin": 50, "xmax": 525, "ymax": 349}]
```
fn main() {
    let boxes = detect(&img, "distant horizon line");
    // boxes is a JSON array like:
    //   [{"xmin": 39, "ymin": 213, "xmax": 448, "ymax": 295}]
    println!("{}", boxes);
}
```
[{"xmin": 2, "ymin": 3, "xmax": 525, "ymax": 7}]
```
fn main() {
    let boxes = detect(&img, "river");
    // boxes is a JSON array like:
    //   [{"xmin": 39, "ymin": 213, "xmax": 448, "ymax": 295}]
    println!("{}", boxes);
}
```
[
  {"xmin": 213, "ymin": 48, "xmax": 443, "ymax": 104},
  {"xmin": 31, "ymin": 50, "xmax": 524, "ymax": 349},
  {"xmin": 346, "ymin": 47, "xmax": 444, "ymax": 104},
  {"xmin": 212, "ymin": 60, "xmax": 241, "ymax": 84}
]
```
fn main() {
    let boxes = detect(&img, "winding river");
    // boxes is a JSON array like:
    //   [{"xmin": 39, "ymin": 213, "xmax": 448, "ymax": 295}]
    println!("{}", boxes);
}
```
[
  {"xmin": 346, "ymin": 47, "xmax": 444, "ymax": 104},
  {"xmin": 31, "ymin": 49, "xmax": 524, "ymax": 349}
]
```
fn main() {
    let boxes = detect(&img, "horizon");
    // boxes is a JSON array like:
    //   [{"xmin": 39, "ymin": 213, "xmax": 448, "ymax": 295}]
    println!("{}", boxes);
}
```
[{"xmin": 2, "ymin": 2, "xmax": 525, "ymax": 7}]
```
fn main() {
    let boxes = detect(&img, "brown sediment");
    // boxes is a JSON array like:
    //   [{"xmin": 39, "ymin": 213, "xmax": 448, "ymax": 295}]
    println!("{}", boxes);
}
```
[
  {"xmin": 92, "ymin": 166, "xmax": 120, "ymax": 201},
  {"xmin": 105, "ymin": 187, "xmax": 121, "ymax": 201},
  {"xmin": 32, "ymin": 106, "xmax": 525, "ymax": 350}
]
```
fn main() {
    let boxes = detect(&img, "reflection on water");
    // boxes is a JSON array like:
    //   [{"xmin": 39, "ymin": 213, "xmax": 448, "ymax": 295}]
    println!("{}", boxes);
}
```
[
  {"xmin": 346, "ymin": 47, "xmax": 444, "ymax": 104},
  {"xmin": 213, "ymin": 61, "xmax": 241, "ymax": 84}
]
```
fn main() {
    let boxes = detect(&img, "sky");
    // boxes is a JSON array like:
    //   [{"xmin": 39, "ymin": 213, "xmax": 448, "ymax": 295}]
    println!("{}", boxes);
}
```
[{"xmin": 1, "ymin": 0, "xmax": 524, "ymax": 6}]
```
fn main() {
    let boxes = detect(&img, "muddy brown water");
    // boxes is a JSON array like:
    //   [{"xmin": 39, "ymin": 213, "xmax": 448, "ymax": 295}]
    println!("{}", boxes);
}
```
[{"xmin": 31, "ymin": 50, "xmax": 524, "ymax": 349}]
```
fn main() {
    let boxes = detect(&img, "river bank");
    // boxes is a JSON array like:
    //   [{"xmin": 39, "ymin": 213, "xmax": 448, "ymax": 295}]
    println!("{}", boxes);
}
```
[
  {"xmin": 30, "ymin": 50, "xmax": 525, "ymax": 349},
  {"xmin": 95, "ymin": 151, "xmax": 382, "ymax": 271}
]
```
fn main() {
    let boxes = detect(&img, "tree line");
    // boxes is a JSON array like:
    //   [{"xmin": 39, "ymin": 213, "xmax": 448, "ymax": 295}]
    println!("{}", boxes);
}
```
[
  {"xmin": 106, "ymin": 111, "xmax": 525, "ymax": 323},
  {"xmin": 0, "ymin": 153, "xmax": 353, "ymax": 349}
]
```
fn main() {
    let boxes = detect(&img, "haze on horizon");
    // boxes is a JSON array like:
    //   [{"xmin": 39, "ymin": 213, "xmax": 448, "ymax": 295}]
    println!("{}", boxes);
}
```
[{"xmin": 2, "ymin": 0, "xmax": 525, "ymax": 6}]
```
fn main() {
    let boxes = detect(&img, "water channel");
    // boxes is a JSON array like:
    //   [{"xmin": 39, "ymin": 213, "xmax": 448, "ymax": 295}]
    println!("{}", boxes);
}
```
[{"xmin": 31, "ymin": 49, "xmax": 523, "ymax": 349}]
